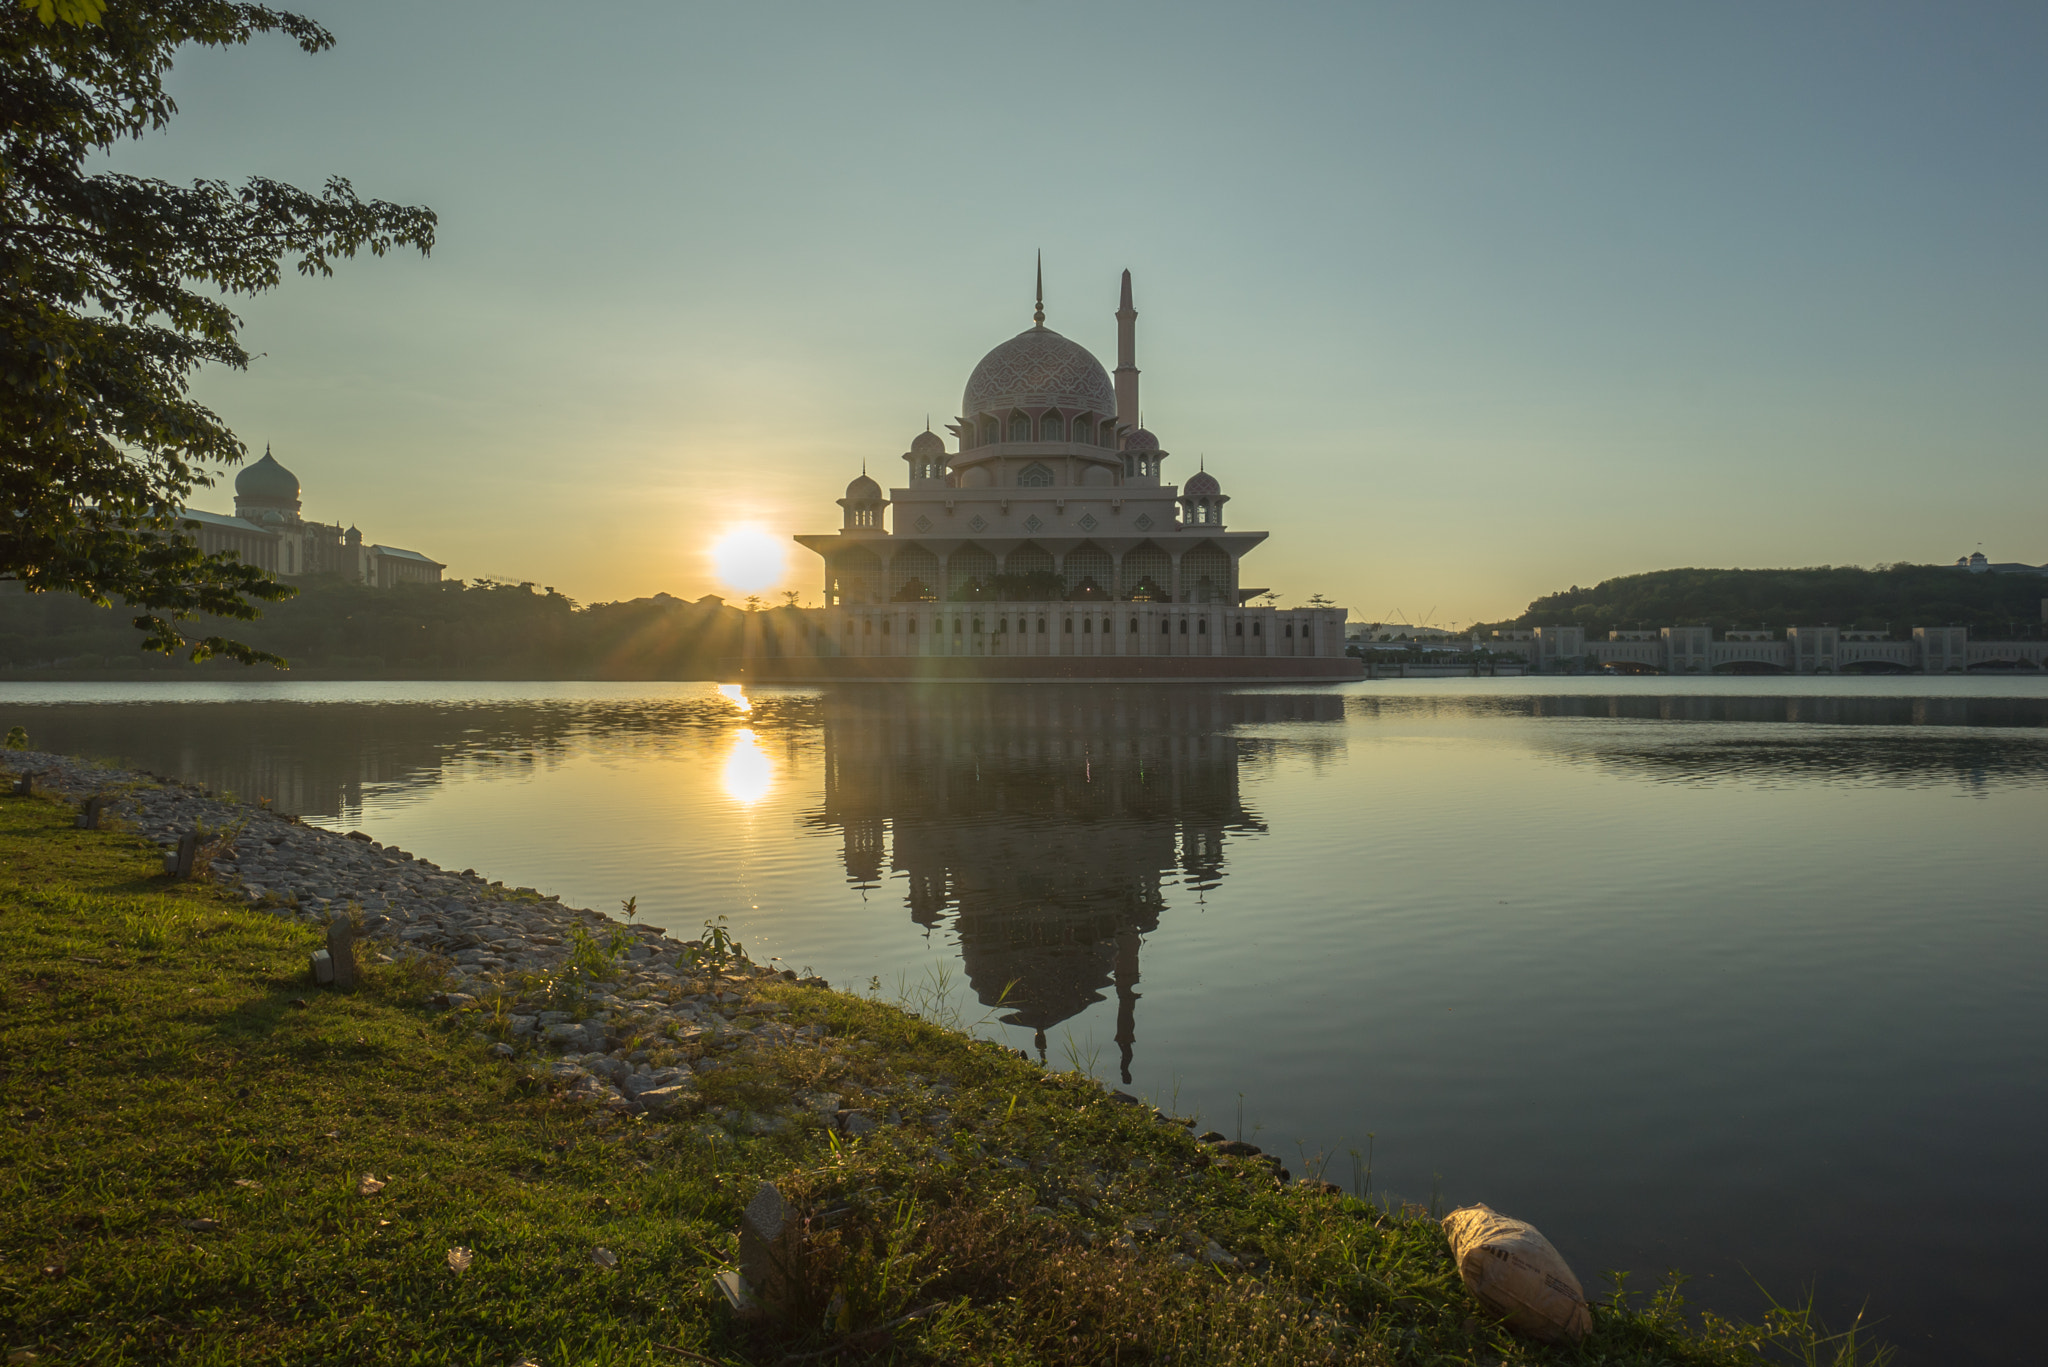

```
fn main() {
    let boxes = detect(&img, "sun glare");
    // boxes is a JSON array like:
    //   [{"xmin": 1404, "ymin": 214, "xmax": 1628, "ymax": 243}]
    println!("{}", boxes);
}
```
[
  {"xmin": 722, "ymin": 728, "xmax": 773, "ymax": 806},
  {"xmin": 711, "ymin": 526, "xmax": 786, "ymax": 593},
  {"xmin": 717, "ymin": 683, "xmax": 752, "ymax": 713}
]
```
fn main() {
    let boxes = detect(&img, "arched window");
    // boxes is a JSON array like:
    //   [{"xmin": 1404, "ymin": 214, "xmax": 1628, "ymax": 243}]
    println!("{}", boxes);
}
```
[
  {"xmin": 1073, "ymin": 416, "xmax": 1093, "ymax": 444},
  {"xmin": 1017, "ymin": 462, "xmax": 1054, "ymax": 488},
  {"xmin": 1123, "ymin": 454, "xmax": 1135, "ymax": 477},
  {"xmin": 1129, "ymin": 618, "xmax": 1138, "ymax": 633},
  {"xmin": 980, "ymin": 417, "xmax": 998, "ymax": 446},
  {"xmin": 1008, "ymin": 413, "xmax": 1031, "ymax": 442},
  {"xmin": 1040, "ymin": 411, "xmax": 1064, "ymax": 441}
]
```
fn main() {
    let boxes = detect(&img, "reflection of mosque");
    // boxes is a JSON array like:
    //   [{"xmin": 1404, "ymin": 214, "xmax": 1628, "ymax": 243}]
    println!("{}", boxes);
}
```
[{"xmin": 808, "ymin": 687, "xmax": 1343, "ymax": 1080}]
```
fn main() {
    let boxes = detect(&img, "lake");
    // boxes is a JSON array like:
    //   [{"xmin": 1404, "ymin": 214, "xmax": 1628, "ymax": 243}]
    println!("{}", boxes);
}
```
[{"xmin": 7, "ymin": 676, "xmax": 2044, "ymax": 1363}]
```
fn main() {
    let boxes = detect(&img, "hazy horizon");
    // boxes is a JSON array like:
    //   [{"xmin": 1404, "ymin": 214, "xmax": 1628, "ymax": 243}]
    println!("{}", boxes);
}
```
[{"xmin": 112, "ymin": 1, "xmax": 2048, "ymax": 627}]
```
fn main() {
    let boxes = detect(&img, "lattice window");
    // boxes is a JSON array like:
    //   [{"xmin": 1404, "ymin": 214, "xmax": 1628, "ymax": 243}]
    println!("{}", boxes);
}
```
[{"xmin": 1018, "ymin": 463, "xmax": 1054, "ymax": 488}]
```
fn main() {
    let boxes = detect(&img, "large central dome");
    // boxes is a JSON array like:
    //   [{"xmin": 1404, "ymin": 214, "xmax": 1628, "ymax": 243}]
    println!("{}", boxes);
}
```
[{"xmin": 962, "ymin": 326, "xmax": 1116, "ymax": 418}]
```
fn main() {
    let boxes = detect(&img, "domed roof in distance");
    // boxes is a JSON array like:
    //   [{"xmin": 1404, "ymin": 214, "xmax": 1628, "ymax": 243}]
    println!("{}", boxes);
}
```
[
  {"xmin": 962, "ymin": 327, "xmax": 1116, "ymax": 418},
  {"xmin": 1184, "ymin": 470, "xmax": 1220, "ymax": 496},
  {"xmin": 910, "ymin": 429, "xmax": 945, "ymax": 455},
  {"xmin": 235, "ymin": 448, "xmax": 300, "ymax": 505},
  {"xmin": 1122, "ymin": 427, "xmax": 1160, "ymax": 452},
  {"xmin": 845, "ymin": 472, "xmax": 882, "ymax": 500}
]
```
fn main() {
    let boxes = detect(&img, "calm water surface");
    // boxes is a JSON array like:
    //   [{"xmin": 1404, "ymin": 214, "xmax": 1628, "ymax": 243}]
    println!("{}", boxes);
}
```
[{"xmin": 8, "ymin": 677, "xmax": 2045, "ymax": 1363}]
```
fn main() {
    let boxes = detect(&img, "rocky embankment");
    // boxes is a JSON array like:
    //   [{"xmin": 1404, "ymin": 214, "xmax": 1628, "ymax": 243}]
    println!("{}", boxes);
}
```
[{"xmin": 8, "ymin": 750, "xmax": 823, "ymax": 1122}]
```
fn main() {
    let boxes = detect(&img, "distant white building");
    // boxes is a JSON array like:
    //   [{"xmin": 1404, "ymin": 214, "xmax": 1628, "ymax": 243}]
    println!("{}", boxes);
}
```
[
  {"xmin": 1956, "ymin": 551, "xmax": 2048, "ymax": 576},
  {"xmin": 179, "ymin": 448, "xmax": 443, "ymax": 588},
  {"xmin": 1485, "ymin": 623, "xmax": 2043, "ymax": 674}
]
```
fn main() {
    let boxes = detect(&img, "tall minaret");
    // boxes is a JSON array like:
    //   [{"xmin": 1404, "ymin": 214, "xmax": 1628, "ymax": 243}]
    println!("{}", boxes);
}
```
[{"xmin": 1114, "ymin": 269, "xmax": 1140, "ymax": 431}]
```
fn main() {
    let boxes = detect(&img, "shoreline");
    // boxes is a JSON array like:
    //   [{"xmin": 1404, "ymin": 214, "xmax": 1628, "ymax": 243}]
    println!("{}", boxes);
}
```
[
  {"xmin": 4, "ymin": 747, "xmax": 823, "ymax": 1122},
  {"xmin": 0, "ymin": 747, "xmax": 1895, "ymax": 1364}
]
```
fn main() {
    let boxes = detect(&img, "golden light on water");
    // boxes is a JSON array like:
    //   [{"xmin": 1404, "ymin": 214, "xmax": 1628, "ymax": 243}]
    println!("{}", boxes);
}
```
[
  {"xmin": 717, "ymin": 683, "xmax": 752, "ymax": 713},
  {"xmin": 722, "ymin": 728, "xmax": 773, "ymax": 806},
  {"xmin": 710, "ymin": 525, "xmax": 786, "ymax": 592}
]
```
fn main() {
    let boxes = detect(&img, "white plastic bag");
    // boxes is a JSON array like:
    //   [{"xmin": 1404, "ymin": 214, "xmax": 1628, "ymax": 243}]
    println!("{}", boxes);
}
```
[{"xmin": 1442, "ymin": 1203, "xmax": 1592, "ymax": 1343}]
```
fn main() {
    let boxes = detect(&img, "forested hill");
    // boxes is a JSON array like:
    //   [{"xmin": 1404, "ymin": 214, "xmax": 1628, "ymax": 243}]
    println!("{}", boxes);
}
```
[
  {"xmin": 0, "ymin": 575, "xmax": 763, "ymax": 679},
  {"xmin": 1477, "ymin": 565, "xmax": 2048, "ymax": 638}
]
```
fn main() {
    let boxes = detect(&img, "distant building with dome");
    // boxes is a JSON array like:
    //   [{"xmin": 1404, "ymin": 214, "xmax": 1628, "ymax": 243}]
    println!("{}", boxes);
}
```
[
  {"xmin": 742, "ymin": 267, "xmax": 1359, "ymax": 682},
  {"xmin": 178, "ymin": 448, "xmax": 444, "ymax": 588}
]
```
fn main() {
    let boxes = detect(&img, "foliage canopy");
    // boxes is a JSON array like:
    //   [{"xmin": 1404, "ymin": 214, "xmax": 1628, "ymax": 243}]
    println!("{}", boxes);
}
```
[
  {"xmin": 1478, "ymin": 565, "xmax": 2048, "ymax": 638},
  {"xmin": 1, "ymin": 0, "xmax": 434, "ymax": 662}
]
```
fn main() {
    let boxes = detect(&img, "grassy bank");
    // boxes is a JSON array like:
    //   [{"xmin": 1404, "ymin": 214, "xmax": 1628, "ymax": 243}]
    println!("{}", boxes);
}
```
[{"xmin": 0, "ymin": 793, "xmax": 1886, "ymax": 1366}]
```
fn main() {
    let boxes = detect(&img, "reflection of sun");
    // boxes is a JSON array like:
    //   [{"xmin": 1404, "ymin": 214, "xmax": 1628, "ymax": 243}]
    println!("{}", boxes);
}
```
[
  {"xmin": 717, "ymin": 683, "xmax": 752, "ymax": 713},
  {"xmin": 710, "ymin": 526, "xmax": 786, "ymax": 592},
  {"xmin": 722, "ymin": 728, "xmax": 773, "ymax": 806}
]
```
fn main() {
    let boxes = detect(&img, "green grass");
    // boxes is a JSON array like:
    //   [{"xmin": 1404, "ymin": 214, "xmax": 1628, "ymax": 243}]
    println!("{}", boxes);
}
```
[{"xmin": 0, "ymin": 792, "xmax": 1891, "ymax": 1365}]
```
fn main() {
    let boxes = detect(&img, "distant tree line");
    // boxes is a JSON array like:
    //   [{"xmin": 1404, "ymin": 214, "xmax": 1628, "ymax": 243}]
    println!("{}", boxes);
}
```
[
  {"xmin": 0, "ymin": 575, "xmax": 760, "ymax": 679},
  {"xmin": 1473, "ymin": 565, "xmax": 2048, "ymax": 639}
]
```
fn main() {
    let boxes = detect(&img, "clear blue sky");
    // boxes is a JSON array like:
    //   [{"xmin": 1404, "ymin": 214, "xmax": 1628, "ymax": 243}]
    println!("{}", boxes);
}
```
[{"xmin": 116, "ymin": 1, "xmax": 2048, "ymax": 624}]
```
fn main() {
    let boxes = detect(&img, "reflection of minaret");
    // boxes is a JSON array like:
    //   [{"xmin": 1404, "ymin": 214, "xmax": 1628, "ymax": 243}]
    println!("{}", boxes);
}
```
[
  {"xmin": 807, "ymin": 688, "xmax": 1342, "ymax": 1076},
  {"xmin": 1114, "ymin": 927, "xmax": 1141, "ymax": 1084}
]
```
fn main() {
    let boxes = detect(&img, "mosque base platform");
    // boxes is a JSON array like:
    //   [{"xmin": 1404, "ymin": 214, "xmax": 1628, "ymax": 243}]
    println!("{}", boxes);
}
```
[{"xmin": 728, "ymin": 656, "xmax": 1366, "ymax": 684}]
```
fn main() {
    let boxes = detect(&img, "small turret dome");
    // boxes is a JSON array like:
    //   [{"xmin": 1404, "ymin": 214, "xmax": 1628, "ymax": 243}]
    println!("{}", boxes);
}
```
[
  {"xmin": 910, "ymin": 429, "xmax": 945, "ymax": 456},
  {"xmin": 1123, "ymin": 428, "xmax": 1160, "ymax": 452},
  {"xmin": 234, "ymin": 447, "xmax": 300, "ymax": 508},
  {"xmin": 1184, "ymin": 470, "xmax": 1219, "ymax": 496},
  {"xmin": 846, "ymin": 472, "xmax": 881, "ymax": 501}
]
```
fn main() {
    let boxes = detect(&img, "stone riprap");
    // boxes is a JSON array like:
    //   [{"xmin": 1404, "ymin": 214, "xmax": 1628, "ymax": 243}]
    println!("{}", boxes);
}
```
[{"xmin": 4, "ymin": 750, "xmax": 827, "ymax": 1119}]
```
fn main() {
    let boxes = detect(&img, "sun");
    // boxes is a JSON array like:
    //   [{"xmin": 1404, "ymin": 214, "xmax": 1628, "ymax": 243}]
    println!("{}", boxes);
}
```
[{"xmin": 710, "ymin": 525, "xmax": 786, "ymax": 593}]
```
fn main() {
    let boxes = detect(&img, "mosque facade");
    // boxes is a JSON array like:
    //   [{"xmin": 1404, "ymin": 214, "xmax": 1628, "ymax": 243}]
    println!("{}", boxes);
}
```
[
  {"xmin": 179, "ymin": 448, "xmax": 444, "ymax": 588},
  {"xmin": 745, "ymin": 269, "xmax": 1360, "ymax": 682}
]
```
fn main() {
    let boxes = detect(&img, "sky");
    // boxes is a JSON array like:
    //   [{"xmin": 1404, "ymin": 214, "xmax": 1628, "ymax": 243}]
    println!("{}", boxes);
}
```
[{"xmin": 115, "ymin": 1, "xmax": 2048, "ymax": 626}]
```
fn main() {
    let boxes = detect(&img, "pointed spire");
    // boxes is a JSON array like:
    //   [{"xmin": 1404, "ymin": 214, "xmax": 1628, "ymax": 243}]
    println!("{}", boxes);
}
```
[
  {"xmin": 1119, "ymin": 268, "xmax": 1132, "ymax": 311},
  {"xmin": 1033, "ymin": 250, "xmax": 1045, "ymax": 327}
]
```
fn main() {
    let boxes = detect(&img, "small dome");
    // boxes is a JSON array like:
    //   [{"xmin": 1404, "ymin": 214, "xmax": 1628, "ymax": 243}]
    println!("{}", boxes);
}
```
[
  {"xmin": 1123, "ymin": 428, "xmax": 1160, "ymax": 452},
  {"xmin": 1184, "ymin": 470, "xmax": 1220, "ymax": 496},
  {"xmin": 845, "ymin": 473, "xmax": 882, "ymax": 501},
  {"xmin": 910, "ymin": 429, "xmax": 945, "ymax": 456},
  {"xmin": 235, "ymin": 448, "xmax": 300, "ymax": 506},
  {"xmin": 962, "ymin": 327, "xmax": 1116, "ymax": 419}
]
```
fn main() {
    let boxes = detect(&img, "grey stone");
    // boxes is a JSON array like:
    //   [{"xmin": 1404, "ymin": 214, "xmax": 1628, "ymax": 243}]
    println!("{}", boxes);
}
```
[
  {"xmin": 325, "ymin": 919, "xmax": 357, "ymax": 990},
  {"xmin": 490, "ymin": 1042, "xmax": 515, "ymax": 1058},
  {"xmin": 507, "ymin": 1015, "xmax": 537, "ymax": 1036},
  {"xmin": 738, "ymin": 1181, "xmax": 792, "ymax": 1309},
  {"xmin": 310, "ymin": 949, "xmax": 335, "ymax": 985}
]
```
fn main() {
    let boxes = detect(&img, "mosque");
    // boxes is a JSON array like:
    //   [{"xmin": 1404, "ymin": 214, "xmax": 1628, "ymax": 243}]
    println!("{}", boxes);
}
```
[
  {"xmin": 740, "ymin": 268, "xmax": 1360, "ymax": 682},
  {"xmin": 179, "ymin": 448, "xmax": 444, "ymax": 588}
]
